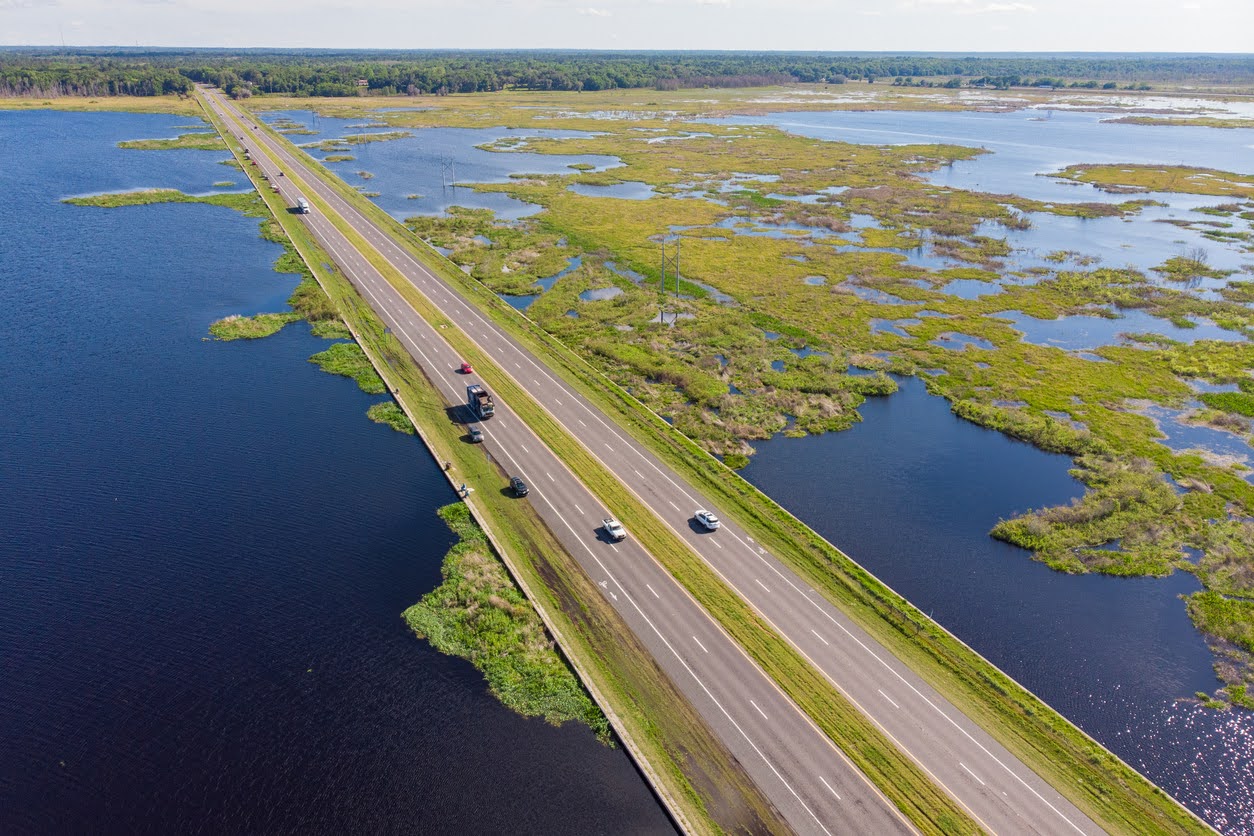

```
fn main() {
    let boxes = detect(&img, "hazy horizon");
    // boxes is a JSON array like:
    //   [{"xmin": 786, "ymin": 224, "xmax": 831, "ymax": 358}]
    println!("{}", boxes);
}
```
[{"xmin": 4, "ymin": 0, "xmax": 1252, "ymax": 55}]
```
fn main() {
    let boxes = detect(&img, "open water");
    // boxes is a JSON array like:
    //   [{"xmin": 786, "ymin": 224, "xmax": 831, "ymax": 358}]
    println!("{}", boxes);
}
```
[{"xmin": 0, "ymin": 110, "xmax": 671, "ymax": 834}]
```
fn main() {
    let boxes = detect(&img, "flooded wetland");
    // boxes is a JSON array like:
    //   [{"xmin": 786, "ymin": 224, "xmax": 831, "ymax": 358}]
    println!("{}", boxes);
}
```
[{"xmin": 248, "ymin": 84, "xmax": 1254, "ymax": 828}]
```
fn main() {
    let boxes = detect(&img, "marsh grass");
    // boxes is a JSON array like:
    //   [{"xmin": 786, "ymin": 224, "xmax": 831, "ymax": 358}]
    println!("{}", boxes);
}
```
[
  {"xmin": 209, "ymin": 312, "xmax": 300, "ymax": 340},
  {"xmin": 118, "ymin": 131, "xmax": 224, "ymax": 151},
  {"xmin": 366, "ymin": 401, "xmax": 415, "ymax": 434},
  {"xmin": 308, "ymin": 342, "xmax": 386, "ymax": 393},
  {"xmin": 404, "ymin": 503, "xmax": 611, "ymax": 738}
]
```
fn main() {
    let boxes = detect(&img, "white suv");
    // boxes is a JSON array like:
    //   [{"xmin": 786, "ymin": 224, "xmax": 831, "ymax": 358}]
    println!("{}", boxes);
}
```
[{"xmin": 694, "ymin": 509, "xmax": 720, "ymax": 530}]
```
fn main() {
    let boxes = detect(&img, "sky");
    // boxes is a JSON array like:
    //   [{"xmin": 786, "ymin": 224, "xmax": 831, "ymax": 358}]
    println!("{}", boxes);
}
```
[{"xmin": 2, "ymin": 0, "xmax": 1252, "ymax": 53}]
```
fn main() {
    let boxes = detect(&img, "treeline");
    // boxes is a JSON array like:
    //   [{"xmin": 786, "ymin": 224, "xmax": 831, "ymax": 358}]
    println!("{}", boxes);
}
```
[{"xmin": 1, "ymin": 50, "xmax": 1251, "ymax": 99}]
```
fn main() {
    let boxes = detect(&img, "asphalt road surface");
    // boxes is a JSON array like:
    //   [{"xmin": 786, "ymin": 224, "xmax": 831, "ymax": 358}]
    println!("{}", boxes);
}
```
[{"xmin": 203, "ymin": 88, "xmax": 1103, "ymax": 836}]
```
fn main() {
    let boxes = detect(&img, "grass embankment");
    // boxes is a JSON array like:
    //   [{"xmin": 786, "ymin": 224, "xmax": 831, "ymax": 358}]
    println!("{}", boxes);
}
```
[
  {"xmin": 203, "ymin": 96, "xmax": 787, "ymax": 834},
  {"xmin": 118, "ymin": 131, "xmax": 224, "ymax": 151},
  {"xmin": 250, "ymin": 117, "xmax": 979, "ymax": 835},
  {"xmin": 405, "ymin": 503, "xmax": 610, "ymax": 737},
  {"xmin": 252, "ymin": 104, "xmax": 1212, "ymax": 833},
  {"xmin": 1053, "ymin": 163, "xmax": 1254, "ymax": 198}
]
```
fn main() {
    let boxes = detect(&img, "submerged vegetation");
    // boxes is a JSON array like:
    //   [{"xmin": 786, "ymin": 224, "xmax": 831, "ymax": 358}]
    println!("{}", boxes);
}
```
[{"xmin": 404, "ymin": 503, "xmax": 611, "ymax": 738}]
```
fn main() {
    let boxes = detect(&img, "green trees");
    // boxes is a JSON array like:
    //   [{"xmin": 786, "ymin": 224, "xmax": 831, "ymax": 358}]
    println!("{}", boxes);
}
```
[{"xmin": 0, "ymin": 50, "xmax": 1248, "ymax": 99}]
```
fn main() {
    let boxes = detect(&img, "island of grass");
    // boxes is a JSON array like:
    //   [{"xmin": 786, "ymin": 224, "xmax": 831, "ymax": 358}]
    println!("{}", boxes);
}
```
[
  {"xmin": 118, "ymin": 131, "xmax": 225, "ymax": 151},
  {"xmin": 367, "ymin": 401, "xmax": 415, "ymax": 434},
  {"xmin": 210, "ymin": 312, "xmax": 300, "ymax": 340},
  {"xmin": 405, "ymin": 503, "xmax": 611, "ymax": 737},
  {"xmin": 1105, "ymin": 115, "xmax": 1254, "ymax": 130},
  {"xmin": 309, "ymin": 342, "xmax": 386, "ymax": 393},
  {"xmin": 1052, "ymin": 163, "xmax": 1254, "ymax": 198}
]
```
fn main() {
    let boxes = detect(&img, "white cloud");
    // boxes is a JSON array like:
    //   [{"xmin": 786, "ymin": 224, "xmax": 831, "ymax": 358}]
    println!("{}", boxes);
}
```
[{"xmin": 577, "ymin": 6, "xmax": 610, "ymax": 15}]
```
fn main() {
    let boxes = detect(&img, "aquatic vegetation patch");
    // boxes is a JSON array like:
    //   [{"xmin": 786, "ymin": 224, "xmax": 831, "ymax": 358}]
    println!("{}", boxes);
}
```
[
  {"xmin": 1052, "ymin": 164, "xmax": 1254, "ymax": 199},
  {"xmin": 117, "ymin": 131, "xmax": 224, "ymax": 151},
  {"xmin": 1200, "ymin": 391, "xmax": 1254, "ymax": 417},
  {"xmin": 209, "ymin": 312, "xmax": 300, "ymax": 340},
  {"xmin": 405, "ymin": 503, "xmax": 611, "ymax": 739},
  {"xmin": 366, "ymin": 401, "xmax": 415, "ymax": 434},
  {"xmin": 308, "ymin": 342, "xmax": 387, "ymax": 394}
]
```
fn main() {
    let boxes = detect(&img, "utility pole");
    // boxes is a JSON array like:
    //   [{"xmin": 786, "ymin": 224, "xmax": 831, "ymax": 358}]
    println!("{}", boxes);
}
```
[
  {"xmin": 659, "ymin": 235, "xmax": 681, "ymax": 325},
  {"xmin": 440, "ymin": 158, "xmax": 457, "ymax": 189}
]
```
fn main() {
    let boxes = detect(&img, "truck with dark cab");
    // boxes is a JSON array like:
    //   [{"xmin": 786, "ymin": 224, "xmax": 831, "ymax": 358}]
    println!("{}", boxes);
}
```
[{"xmin": 467, "ymin": 384, "xmax": 495, "ymax": 419}]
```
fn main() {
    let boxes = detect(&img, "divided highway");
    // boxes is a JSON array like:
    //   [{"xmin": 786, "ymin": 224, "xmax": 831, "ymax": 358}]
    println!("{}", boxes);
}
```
[{"xmin": 204, "ymin": 89, "xmax": 1103, "ymax": 835}]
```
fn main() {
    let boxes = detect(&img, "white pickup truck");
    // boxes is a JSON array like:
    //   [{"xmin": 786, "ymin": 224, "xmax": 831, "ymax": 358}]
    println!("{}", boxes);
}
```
[{"xmin": 602, "ymin": 517, "xmax": 627, "ymax": 542}]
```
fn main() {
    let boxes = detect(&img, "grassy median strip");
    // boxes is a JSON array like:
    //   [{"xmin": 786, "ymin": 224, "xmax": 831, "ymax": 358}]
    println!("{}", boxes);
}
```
[
  {"xmin": 200, "ymin": 95, "xmax": 787, "ymax": 836},
  {"xmin": 241, "ymin": 101, "xmax": 1212, "ymax": 835},
  {"xmin": 242, "ymin": 105, "xmax": 981, "ymax": 835}
]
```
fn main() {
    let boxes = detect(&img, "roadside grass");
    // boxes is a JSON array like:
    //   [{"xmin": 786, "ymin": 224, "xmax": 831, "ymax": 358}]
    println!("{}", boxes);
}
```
[
  {"xmin": 232, "ymin": 94, "xmax": 1211, "ymax": 833},
  {"xmin": 203, "ymin": 96, "xmax": 788, "ymax": 835}
]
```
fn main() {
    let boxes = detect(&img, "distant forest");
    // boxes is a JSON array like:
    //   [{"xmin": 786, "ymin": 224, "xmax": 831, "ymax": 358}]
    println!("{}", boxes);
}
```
[{"xmin": 1, "ymin": 49, "xmax": 1252, "ymax": 99}]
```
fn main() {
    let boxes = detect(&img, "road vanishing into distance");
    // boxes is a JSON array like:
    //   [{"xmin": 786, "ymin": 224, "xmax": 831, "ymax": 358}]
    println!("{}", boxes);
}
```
[{"xmin": 202, "ymin": 88, "xmax": 1102, "ymax": 836}]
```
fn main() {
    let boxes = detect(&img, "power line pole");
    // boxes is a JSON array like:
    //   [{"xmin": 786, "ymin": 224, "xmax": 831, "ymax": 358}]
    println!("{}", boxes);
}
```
[
  {"xmin": 659, "ymin": 235, "xmax": 681, "ymax": 325},
  {"xmin": 440, "ymin": 157, "xmax": 457, "ymax": 189}
]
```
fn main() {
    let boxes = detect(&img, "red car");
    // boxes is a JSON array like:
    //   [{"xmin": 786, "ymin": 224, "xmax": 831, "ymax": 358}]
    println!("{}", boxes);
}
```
[{"xmin": 458, "ymin": 362, "xmax": 473, "ymax": 375}]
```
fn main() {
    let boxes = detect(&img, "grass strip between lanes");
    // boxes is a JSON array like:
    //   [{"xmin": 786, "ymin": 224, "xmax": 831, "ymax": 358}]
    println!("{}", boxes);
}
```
[
  {"xmin": 201, "ymin": 94, "xmax": 789, "ymax": 836},
  {"xmin": 232, "ymin": 95, "xmax": 1210, "ymax": 835}
]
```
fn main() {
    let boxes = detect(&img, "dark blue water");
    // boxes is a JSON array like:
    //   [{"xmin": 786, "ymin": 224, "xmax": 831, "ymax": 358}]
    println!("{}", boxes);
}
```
[
  {"xmin": 0, "ymin": 110, "xmax": 669, "ymax": 835},
  {"xmin": 741, "ymin": 377, "xmax": 1254, "ymax": 830}
]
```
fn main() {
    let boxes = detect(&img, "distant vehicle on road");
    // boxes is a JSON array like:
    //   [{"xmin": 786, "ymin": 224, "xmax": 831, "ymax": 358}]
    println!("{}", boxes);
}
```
[
  {"xmin": 694, "ymin": 509, "xmax": 721, "ymax": 530},
  {"xmin": 458, "ymin": 362, "xmax": 473, "ymax": 374},
  {"xmin": 510, "ymin": 476, "xmax": 529, "ymax": 497},
  {"xmin": 467, "ymin": 423, "xmax": 484, "ymax": 443},
  {"xmin": 296, "ymin": 198, "xmax": 310, "ymax": 214},
  {"xmin": 467, "ymin": 383, "xmax": 495, "ymax": 419},
  {"xmin": 602, "ymin": 517, "xmax": 627, "ymax": 541}
]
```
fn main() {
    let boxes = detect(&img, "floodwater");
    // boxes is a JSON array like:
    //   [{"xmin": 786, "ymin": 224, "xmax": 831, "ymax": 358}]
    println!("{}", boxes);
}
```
[
  {"xmin": 711, "ymin": 108, "xmax": 1254, "ymax": 281},
  {"xmin": 0, "ymin": 110, "xmax": 670, "ymax": 835},
  {"xmin": 740, "ymin": 377, "xmax": 1254, "ymax": 831}
]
